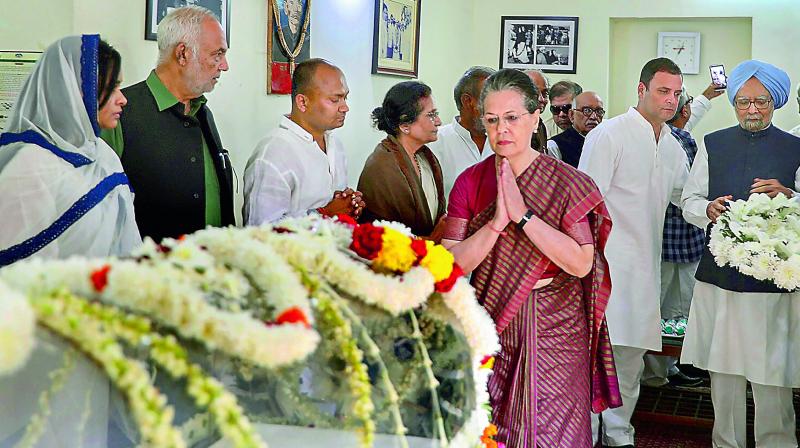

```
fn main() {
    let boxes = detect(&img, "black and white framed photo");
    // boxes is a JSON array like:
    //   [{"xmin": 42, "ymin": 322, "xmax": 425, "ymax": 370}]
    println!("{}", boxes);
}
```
[
  {"xmin": 499, "ymin": 16, "xmax": 579, "ymax": 74},
  {"xmin": 145, "ymin": 0, "xmax": 231, "ymax": 45}
]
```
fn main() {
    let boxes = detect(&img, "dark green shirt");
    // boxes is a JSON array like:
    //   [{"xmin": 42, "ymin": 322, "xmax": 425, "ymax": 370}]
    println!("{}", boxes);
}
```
[{"xmin": 101, "ymin": 71, "xmax": 221, "ymax": 226}]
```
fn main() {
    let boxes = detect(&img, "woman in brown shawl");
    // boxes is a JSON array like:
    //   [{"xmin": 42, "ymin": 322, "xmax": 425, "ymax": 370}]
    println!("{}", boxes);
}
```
[
  {"xmin": 442, "ymin": 69, "xmax": 621, "ymax": 447},
  {"xmin": 357, "ymin": 81, "xmax": 447, "ymax": 241}
]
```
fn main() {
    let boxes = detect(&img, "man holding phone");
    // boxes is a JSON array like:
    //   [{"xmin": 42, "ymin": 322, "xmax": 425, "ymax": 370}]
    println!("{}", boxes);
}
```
[
  {"xmin": 681, "ymin": 59, "xmax": 800, "ymax": 448},
  {"xmin": 685, "ymin": 82, "xmax": 725, "ymax": 132}
]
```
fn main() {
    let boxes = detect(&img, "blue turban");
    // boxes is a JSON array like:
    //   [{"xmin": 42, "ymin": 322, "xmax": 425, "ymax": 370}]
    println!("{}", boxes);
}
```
[{"xmin": 727, "ymin": 60, "xmax": 791, "ymax": 109}]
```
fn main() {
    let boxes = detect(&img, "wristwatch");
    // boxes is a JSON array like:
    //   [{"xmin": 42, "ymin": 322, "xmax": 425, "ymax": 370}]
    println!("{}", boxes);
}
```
[{"xmin": 516, "ymin": 209, "xmax": 534, "ymax": 231}]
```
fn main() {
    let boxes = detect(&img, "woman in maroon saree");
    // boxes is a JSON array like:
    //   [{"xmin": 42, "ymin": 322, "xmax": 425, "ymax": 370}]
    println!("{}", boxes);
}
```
[{"xmin": 442, "ymin": 69, "xmax": 621, "ymax": 447}]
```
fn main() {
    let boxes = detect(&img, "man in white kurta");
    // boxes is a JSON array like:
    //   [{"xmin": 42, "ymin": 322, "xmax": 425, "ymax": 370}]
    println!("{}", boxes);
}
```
[
  {"xmin": 428, "ymin": 66, "xmax": 494, "ymax": 198},
  {"xmin": 579, "ymin": 58, "xmax": 689, "ymax": 448},
  {"xmin": 681, "ymin": 60, "xmax": 800, "ymax": 448},
  {"xmin": 243, "ymin": 59, "xmax": 362, "ymax": 224}
]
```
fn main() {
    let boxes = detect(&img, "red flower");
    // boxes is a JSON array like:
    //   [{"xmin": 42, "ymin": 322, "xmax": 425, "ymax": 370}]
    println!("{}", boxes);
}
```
[
  {"xmin": 434, "ymin": 263, "xmax": 464, "ymax": 293},
  {"xmin": 410, "ymin": 238, "xmax": 427, "ymax": 265},
  {"xmin": 350, "ymin": 223, "xmax": 385, "ymax": 260},
  {"xmin": 90, "ymin": 265, "xmax": 112, "ymax": 293},
  {"xmin": 275, "ymin": 306, "xmax": 311, "ymax": 329},
  {"xmin": 336, "ymin": 214, "xmax": 357, "ymax": 227}
]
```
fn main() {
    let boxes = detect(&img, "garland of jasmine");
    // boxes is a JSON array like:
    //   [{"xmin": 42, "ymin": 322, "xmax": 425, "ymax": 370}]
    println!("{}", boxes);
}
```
[
  {"xmin": 0, "ymin": 258, "xmax": 319, "ymax": 369},
  {"xmin": 0, "ymin": 216, "xmax": 500, "ymax": 448},
  {"xmin": 72, "ymin": 296, "xmax": 267, "ymax": 448}
]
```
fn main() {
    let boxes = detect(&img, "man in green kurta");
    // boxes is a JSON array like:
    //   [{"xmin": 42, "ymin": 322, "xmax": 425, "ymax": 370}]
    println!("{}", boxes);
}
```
[{"xmin": 101, "ymin": 5, "xmax": 234, "ymax": 241}]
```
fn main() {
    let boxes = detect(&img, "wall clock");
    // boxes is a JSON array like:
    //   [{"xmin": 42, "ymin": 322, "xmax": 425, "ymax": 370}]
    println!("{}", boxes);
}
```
[{"xmin": 657, "ymin": 31, "xmax": 701, "ymax": 75}]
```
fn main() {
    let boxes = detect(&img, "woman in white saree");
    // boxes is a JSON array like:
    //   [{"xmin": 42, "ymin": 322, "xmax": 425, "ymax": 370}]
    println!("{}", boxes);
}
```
[{"xmin": 0, "ymin": 35, "xmax": 141, "ymax": 447}]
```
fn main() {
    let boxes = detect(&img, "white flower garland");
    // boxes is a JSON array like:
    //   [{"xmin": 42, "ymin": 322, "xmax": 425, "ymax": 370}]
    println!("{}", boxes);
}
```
[
  {"xmin": 710, "ymin": 193, "xmax": 800, "ymax": 290},
  {"xmin": 249, "ymin": 228, "xmax": 436, "ymax": 315},
  {"xmin": 187, "ymin": 227, "xmax": 313, "ymax": 322},
  {"xmin": 0, "ymin": 258, "xmax": 319, "ymax": 369}
]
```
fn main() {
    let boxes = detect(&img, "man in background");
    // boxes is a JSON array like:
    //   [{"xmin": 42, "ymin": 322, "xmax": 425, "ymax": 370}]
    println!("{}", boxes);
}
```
[
  {"xmin": 547, "ymin": 91, "xmax": 604, "ymax": 167},
  {"xmin": 102, "ymin": 5, "xmax": 234, "ymax": 241},
  {"xmin": 544, "ymin": 80, "xmax": 582, "ymax": 138},
  {"xmin": 428, "ymin": 66, "xmax": 495, "ymax": 198},
  {"xmin": 524, "ymin": 69, "xmax": 550, "ymax": 152}
]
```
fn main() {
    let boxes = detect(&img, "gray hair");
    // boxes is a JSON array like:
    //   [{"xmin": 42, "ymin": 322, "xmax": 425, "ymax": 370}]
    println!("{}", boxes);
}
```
[
  {"xmin": 157, "ymin": 5, "xmax": 220, "ymax": 65},
  {"xmin": 453, "ymin": 66, "xmax": 495, "ymax": 111},
  {"xmin": 549, "ymin": 80, "xmax": 582, "ymax": 101},
  {"xmin": 479, "ymin": 68, "xmax": 540, "ymax": 115},
  {"xmin": 523, "ymin": 69, "xmax": 550, "ymax": 91}
]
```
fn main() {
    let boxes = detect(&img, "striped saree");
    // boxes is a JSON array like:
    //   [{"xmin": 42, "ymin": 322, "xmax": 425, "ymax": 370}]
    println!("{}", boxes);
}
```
[{"xmin": 446, "ymin": 155, "xmax": 621, "ymax": 447}]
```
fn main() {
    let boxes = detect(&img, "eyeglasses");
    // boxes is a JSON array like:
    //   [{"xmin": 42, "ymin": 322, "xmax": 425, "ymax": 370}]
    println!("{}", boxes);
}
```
[
  {"xmin": 575, "ymin": 107, "xmax": 605, "ymax": 118},
  {"xmin": 687, "ymin": 95, "xmax": 694, "ymax": 104},
  {"xmin": 550, "ymin": 104, "xmax": 571, "ymax": 115},
  {"xmin": 424, "ymin": 110, "xmax": 440, "ymax": 122},
  {"xmin": 481, "ymin": 112, "xmax": 531, "ymax": 128},
  {"xmin": 734, "ymin": 97, "xmax": 773, "ymax": 110}
]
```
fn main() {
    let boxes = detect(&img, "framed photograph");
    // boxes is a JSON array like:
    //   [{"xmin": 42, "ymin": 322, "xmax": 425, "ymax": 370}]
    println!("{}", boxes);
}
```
[
  {"xmin": 371, "ymin": 0, "xmax": 421, "ymax": 78},
  {"xmin": 267, "ymin": 0, "xmax": 311, "ymax": 94},
  {"xmin": 145, "ymin": 0, "xmax": 231, "ymax": 45},
  {"xmin": 499, "ymin": 16, "xmax": 579, "ymax": 74}
]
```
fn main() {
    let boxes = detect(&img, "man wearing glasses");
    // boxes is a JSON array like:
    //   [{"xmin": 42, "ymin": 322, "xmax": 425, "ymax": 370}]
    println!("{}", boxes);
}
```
[
  {"xmin": 681, "ymin": 60, "xmax": 800, "ymax": 448},
  {"xmin": 547, "ymin": 91, "xmax": 605, "ymax": 167},
  {"xmin": 544, "ymin": 80, "xmax": 583, "ymax": 138}
]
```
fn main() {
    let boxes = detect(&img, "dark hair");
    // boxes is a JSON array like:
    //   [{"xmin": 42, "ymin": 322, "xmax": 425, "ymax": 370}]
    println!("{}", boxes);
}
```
[
  {"xmin": 453, "ymin": 66, "xmax": 495, "ymax": 111},
  {"xmin": 371, "ymin": 81, "xmax": 432, "ymax": 136},
  {"xmin": 549, "ymin": 80, "xmax": 582, "ymax": 101},
  {"xmin": 97, "ymin": 39, "xmax": 121, "ymax": 108},
  {"xmin": 291, "ymin": 58, "xmax": 336, "ymax": 99},
  {"xmin": 479, "ymin": 68, "xmax": 539, "ymax": 115},
  {"xmin": 639, "ymin": 57, "xmax": 682, "ymax": 88}
]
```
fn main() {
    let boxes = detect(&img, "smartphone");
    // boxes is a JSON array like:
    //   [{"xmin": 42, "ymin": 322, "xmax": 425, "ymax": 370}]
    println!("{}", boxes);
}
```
[{"xmin": 709, "ymin": 64, "xmax": 727, "ymax": 91}]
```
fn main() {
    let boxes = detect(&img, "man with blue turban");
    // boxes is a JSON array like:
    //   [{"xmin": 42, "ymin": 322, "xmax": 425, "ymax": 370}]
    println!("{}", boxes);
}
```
[{"xmin": 681, "ymin": 60, "xmax": 800, "ymax": 448}]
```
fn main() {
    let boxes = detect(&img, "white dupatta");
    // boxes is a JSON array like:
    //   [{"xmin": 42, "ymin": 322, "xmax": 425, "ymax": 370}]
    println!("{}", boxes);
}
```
[
  {"xmin": 0, "ymin": 34, "xmax": 140, "ymax": 265},
  {"xmin": 0, "ymin": 35, "xmax": 140, "ymax": 447}
]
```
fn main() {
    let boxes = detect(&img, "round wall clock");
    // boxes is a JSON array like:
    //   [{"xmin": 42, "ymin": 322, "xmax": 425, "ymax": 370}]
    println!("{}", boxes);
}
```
[{"xmin": 657, "ymin": 31, "xmax": 701, "ymax": 75}]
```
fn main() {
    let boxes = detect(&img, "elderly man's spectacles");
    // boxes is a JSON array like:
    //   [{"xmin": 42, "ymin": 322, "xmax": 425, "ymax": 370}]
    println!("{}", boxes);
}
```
[
  {"xmin": 482, "ymin": 112, "xmax": 531, "ymax": 128},
  {"xmin": 550, "ymin": 104, "xmax": 571, "ymax": 115},
  {"xmin": 734, "ymin": 96, "xmax": 772, "ymax": 110},
  {"xmin": 576, "ymin": 107, "xmax": 605, "ymax": 118}
]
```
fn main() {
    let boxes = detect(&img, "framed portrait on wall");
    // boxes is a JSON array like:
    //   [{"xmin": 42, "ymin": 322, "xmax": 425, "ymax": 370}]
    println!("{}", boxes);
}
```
[
  {"xmin": 371, "ymin": 0, "xmax": 421, "ymax": 78},
  {"xmin": 499, "ymin": 16, "xmax": 579, "ymax": 74},
  {"xmin": 145, "ymin": 0, "xmax": 231, "ymax": 45},
  {"xmin": 267, "ymin": 0, "xmax": 311, "ymax": 94}
]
